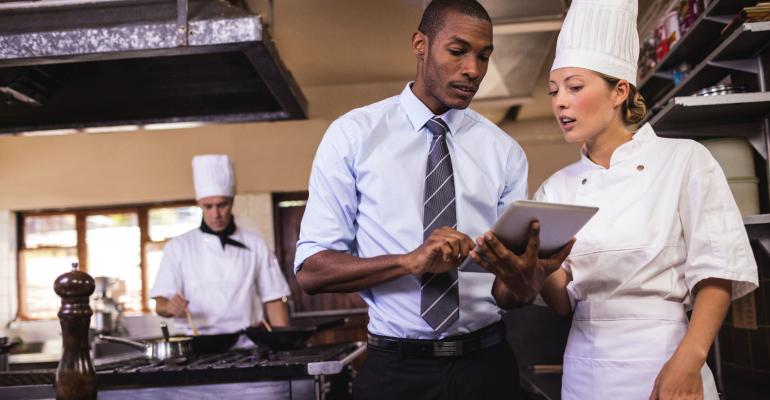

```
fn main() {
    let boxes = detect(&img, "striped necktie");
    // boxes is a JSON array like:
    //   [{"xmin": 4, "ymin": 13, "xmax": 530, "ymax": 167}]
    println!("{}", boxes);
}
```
[{"xmin": 420, "ymin": 116, "xmax": 459, "ymax": 333}]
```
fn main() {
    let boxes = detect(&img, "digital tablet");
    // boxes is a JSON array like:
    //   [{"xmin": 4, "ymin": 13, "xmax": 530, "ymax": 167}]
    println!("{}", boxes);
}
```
[{"xmin": 458, "ymin": 200, "xmax": 599, "ymax": 273}]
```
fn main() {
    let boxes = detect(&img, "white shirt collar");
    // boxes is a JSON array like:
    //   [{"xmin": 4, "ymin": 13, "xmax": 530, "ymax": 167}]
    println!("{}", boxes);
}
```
[
  {"xmin": 580, "ymin": 123, "xmax": 657, "ymax": 169},
  {"xmin": 399, "ymin": 82, "xmax": 465, "ymax": 136}
]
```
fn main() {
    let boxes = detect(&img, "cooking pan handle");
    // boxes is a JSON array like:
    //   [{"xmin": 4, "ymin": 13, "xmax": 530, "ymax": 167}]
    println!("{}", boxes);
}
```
[
  {"xmin": 97, "ymin": 335, "xmax": 146, "ymax": 351},
  {"xmin": 314, "ymin": 317, "xmax": 349, "ymax": 332}
]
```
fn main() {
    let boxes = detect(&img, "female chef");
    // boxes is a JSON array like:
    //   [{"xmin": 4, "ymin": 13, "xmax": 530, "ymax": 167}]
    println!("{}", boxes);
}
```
[{"xmin": 493, "ymin": 0, "xmax": 757, "ymax": 398}]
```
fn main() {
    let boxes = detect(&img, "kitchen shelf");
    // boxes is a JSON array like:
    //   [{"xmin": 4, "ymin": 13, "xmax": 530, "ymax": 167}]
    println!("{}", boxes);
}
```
[
  {"xmin": 638, "ymin": 0, "xmax": 757, "ymax": 101},
  {"xmin": 648, "ymin": 21, "xmax": 770, "ymax": 115},
  {"xmin": 639, "ymin": 13, "xmax": 723, "ymax": 103},
  {"xmin": 649, "ymin": 92, "xmax": 770, "ymax": 130},
  {"xmin": 744, "ymin": 214, "xmax": 770, "ymax": 226},
  {"xmin": 706, "ymin": 0, "xmax": 761, "ymax": 18}
]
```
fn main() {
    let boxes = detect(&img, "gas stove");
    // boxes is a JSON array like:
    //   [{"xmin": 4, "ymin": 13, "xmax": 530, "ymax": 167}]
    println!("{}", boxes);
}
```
[{"xmin": 0, "ymin": 342, "xmax": 366, "ymax": 400}]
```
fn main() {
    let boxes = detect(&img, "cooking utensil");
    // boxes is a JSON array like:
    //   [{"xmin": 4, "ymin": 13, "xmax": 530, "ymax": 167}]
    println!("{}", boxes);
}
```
[
  {"xmin": 185, "ymin": 310, "xmax": 200, "ymax": 336},
  {"xmin": 98, "ymin": 322, "xmax": 193, "ymax": 364},
  {"xmin": 262, "ymin": 319, "xmax": 273, "ymax": 332},
  {"xmin": 695, "ymin": 84, "xmax": 747, "ymax": 96},
  {"xmin": 243, "ymin": 318, "xmax": 348, "ymax": 350}
]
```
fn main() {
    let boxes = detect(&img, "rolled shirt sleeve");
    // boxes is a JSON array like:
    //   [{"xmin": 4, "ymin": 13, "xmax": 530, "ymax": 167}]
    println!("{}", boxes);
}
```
[
  {"xmin": 679, "ymin": 144, "xmax": 758, "ymax": 300},
  {"xmin": 294, "ymin": 118, "xmax": 360, "ymax": 273}
]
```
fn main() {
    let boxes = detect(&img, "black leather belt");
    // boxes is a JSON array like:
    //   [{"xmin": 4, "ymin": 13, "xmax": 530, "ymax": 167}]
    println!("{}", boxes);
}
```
[{"xmin": 366, "ymin": 321, "xmax": 506, "ymax": 357}]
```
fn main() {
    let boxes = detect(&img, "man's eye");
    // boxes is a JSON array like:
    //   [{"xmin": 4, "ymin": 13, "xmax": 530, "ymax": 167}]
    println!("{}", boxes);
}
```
[
  {"xmin": 449, "ymin": 49, "xmax": 463, "ymax": 56},
  {"xmin": 547, "ymin": 90, "xmax": 557, "ymax": 96}
]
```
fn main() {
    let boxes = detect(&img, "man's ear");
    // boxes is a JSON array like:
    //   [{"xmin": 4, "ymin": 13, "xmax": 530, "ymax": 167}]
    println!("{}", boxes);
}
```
[{"xmin": 412, "ymin": 31, "xmax": 427, "ymax": 59}]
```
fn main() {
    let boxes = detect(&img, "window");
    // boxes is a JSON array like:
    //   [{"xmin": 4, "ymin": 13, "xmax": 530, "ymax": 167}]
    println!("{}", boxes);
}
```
[{"xmin": 17, "ymin": 203, "xmax": 201, "ymax": 319}]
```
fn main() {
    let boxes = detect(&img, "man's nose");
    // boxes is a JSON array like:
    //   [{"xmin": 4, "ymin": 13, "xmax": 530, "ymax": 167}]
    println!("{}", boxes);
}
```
[{"xmin": 462, "ymin": 57, "xmax": 481, "ymax": 80}]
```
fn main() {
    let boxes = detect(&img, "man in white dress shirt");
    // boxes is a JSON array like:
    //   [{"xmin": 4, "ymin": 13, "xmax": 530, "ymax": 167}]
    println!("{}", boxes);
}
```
[{"xmin": 294, "ymin": 1, "xmax": 572, "ymax": 399}]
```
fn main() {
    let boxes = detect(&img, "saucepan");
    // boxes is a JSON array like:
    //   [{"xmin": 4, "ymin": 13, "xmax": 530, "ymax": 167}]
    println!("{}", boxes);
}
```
[
  {"xmin": 98, "ymin": 322, "xmax": 193, "ymax": 364},
  {"xmin": 243, "ymin": 318, "xmax": 348, "ymax": 350}
]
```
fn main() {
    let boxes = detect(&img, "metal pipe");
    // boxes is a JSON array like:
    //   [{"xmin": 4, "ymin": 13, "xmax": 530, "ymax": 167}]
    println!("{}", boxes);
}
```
[
  {"xmin": 176, "ymin": 0, "xmax": 188, "ymax": 46},
  {"xmin": 0, "ymin": 0, "xmax": 132, "ymax": 11}
]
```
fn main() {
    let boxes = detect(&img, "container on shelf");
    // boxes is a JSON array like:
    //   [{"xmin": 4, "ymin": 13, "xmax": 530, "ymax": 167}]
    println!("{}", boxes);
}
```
[
  {"xmin": 701, "ymin": 137, "xmax": 755, "ymax": 178},
  {"xmin": 727, "ymin": 176, "xmax": 760, "ymax": 216},
  {"xmin": 695, "ymin": 84, "xmax": 748, "ymax": 96}
]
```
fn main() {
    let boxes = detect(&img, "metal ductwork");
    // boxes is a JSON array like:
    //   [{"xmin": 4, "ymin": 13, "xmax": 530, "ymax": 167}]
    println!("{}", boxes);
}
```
[{"xmin": 0, "ymin": 0, "xmax": 307, "ymax": 134}]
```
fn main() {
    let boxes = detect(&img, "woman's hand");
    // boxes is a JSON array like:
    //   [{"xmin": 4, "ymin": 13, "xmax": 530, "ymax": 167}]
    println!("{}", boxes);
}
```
[{"xmin": 649, "ymin": 348, "xmax": 704, "ymax": 400}]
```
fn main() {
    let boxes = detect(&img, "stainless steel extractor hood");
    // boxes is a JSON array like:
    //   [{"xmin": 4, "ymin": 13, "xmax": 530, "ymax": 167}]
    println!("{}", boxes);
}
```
[{"xmin": 0, "ymin": 0, "xmax": 308, "ymax": 134}]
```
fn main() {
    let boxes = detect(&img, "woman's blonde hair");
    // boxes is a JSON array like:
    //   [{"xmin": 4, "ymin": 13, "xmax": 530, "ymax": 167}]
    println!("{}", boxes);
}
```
[{"xmin": 597, "ymin": 73, "xmax": 647, "ymax": 125}]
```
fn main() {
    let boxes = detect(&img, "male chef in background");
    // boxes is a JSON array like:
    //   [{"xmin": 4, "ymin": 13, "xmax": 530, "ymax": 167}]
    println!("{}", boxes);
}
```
[{"xmin": 150, "ymin": 154, "xmax": 291, "ymax": 342}]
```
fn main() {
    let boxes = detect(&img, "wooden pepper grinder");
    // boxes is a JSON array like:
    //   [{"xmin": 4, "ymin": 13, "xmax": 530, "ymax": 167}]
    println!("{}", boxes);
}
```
[{"xmin": 54, "ymin": 262, "xmax": 96, "ymax": 400}]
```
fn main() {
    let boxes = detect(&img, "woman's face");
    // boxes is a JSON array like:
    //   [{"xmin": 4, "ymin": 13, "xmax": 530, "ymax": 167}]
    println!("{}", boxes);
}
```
[{"xmin": 548, "ymin": 67, "xmax": 623, "ymax": 144}]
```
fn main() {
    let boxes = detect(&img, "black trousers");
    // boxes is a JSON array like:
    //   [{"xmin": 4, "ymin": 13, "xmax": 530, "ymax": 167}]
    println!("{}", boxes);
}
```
[{"xmin": 353, "ymin": 340, "xmax": 522, "ymax": 400}]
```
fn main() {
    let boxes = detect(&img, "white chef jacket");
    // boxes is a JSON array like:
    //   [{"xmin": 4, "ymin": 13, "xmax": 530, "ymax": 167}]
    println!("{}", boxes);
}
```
[
  {"xmin": 535, "ymin": 123, "xmax": 758, "ymax": 307},
  {"xmin": 535, "ymin": 123, "xmax": 758, "ymax": 399},
  {"xmin": 150, "ymin": 227, "xmax": 291, "ymax": 335}
]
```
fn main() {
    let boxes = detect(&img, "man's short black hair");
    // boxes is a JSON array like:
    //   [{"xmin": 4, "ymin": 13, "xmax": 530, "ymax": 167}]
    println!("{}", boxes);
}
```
[{"xmin": 418, "ymin": 0, "xmax": 492, "ymax": 39}]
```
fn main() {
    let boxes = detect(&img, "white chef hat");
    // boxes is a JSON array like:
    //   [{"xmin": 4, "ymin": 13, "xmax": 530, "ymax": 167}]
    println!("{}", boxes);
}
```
[
  {"xmin": 192, "ymin": 154, "xmax": 235, "ymax": 200},
  {"xmin": 551, "ymin": 0, "xmax": 639, "ymax": 86}
]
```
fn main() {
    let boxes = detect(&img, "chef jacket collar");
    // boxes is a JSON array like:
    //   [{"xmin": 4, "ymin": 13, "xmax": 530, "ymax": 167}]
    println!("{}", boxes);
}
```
[
  {"xmin": 200, "ymin": 219, "xmax": 248, "ymax": 250},
  {"xmin": 400, "ymin": 82, "xmax": 465, "ymax": 136},
  {"xmin": 580, "ymin": 123, "xmax": 656, "ymax": 169}
]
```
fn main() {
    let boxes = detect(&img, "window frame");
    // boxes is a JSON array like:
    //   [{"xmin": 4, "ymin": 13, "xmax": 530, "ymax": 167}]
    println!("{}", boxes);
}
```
[{"xmin": 16, "ymin": 200, "xmax": 197, "ymax": 320}]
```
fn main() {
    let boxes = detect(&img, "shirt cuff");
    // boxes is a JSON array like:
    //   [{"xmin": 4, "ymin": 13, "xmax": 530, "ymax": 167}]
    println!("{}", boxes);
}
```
[{"xmin": 293, "ymin": 243, "xmax": 332, "ymax": 274}]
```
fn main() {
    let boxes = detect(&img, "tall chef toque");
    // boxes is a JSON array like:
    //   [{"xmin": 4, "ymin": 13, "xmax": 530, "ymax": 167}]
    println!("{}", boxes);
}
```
[
  {"xmin": 192, "ymin": 154, "xmax": 235, "ymax": 200},
  {"xmin": 551, "ymin": 0, "xmax": 640, "ymax": 86}
]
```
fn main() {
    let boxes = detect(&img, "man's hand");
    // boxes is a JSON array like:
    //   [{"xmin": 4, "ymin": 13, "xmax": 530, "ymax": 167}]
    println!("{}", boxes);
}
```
[
  {"xmin": 402, "ymin": 227, "xmax": 475, "ymax": 276},
  {"xmin": 469, "ymin": 221, "xmax": 575, "ymax": 303},
  {"xmin": 155, "ymin": 293, "xmax": 189, "ymax": 318}
]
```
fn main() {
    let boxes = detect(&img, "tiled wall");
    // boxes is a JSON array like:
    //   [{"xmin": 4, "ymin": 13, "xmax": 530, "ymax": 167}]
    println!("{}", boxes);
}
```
[{"xmin": 232, "ymin": 193, "xmax": 276, "ymax": 252}]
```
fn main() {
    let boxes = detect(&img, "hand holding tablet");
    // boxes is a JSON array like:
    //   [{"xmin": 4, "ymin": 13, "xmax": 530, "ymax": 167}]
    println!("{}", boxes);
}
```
[{"xmin": 460, "ymin": 200, "xmax": 598, "ymax": 273}]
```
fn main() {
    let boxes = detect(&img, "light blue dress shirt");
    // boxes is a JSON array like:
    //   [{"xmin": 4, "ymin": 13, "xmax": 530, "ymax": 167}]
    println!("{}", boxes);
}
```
[{"xmin": 295, "ymin": 83, "xmax": 528, "ymax": 339}]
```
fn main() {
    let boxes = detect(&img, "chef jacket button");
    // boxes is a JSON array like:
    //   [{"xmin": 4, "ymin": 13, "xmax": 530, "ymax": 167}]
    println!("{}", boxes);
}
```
[
  {"xmin": 581, "ymin": 178, "xmax": 587, "ymax": 185},
  {"xmin": 636, "ymin": 164, "xmax": 645, "ymax": 171}
]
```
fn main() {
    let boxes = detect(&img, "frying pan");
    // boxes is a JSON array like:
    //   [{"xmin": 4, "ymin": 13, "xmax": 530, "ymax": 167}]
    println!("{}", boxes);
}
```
[
  {"xmin": 98, "ymin": 322, "xmax": 192, "ymax": 364},
  {"xmin": 243, "ymin": 318, "xmax": 348, "ymax": 350},
  {"xmin": 190, "ymin": 332, "xmax": 241, "ymax": 354}
]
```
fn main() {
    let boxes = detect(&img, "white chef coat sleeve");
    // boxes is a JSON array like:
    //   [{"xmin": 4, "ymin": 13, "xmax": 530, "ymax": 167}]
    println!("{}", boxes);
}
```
[
  {"xmin": 254, "ymin": 238, "xmax": 291, "ymax": 303},
  {"xmin": 679, "ymin": 144, "xmax": 759, "ymax": 300},
  {"xmin": 294, "ymin": 117, "xmax": 360, "ymax": 273},
  {"xmin": 149, "ymin": 239, "xmax": 184, "ymax": 300}
]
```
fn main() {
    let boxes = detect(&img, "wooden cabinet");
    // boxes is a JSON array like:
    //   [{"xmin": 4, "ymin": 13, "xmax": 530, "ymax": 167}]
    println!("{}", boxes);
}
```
[{"xmin": 272, "ymin": 192, "xmax": 368, "ymax": 346}]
